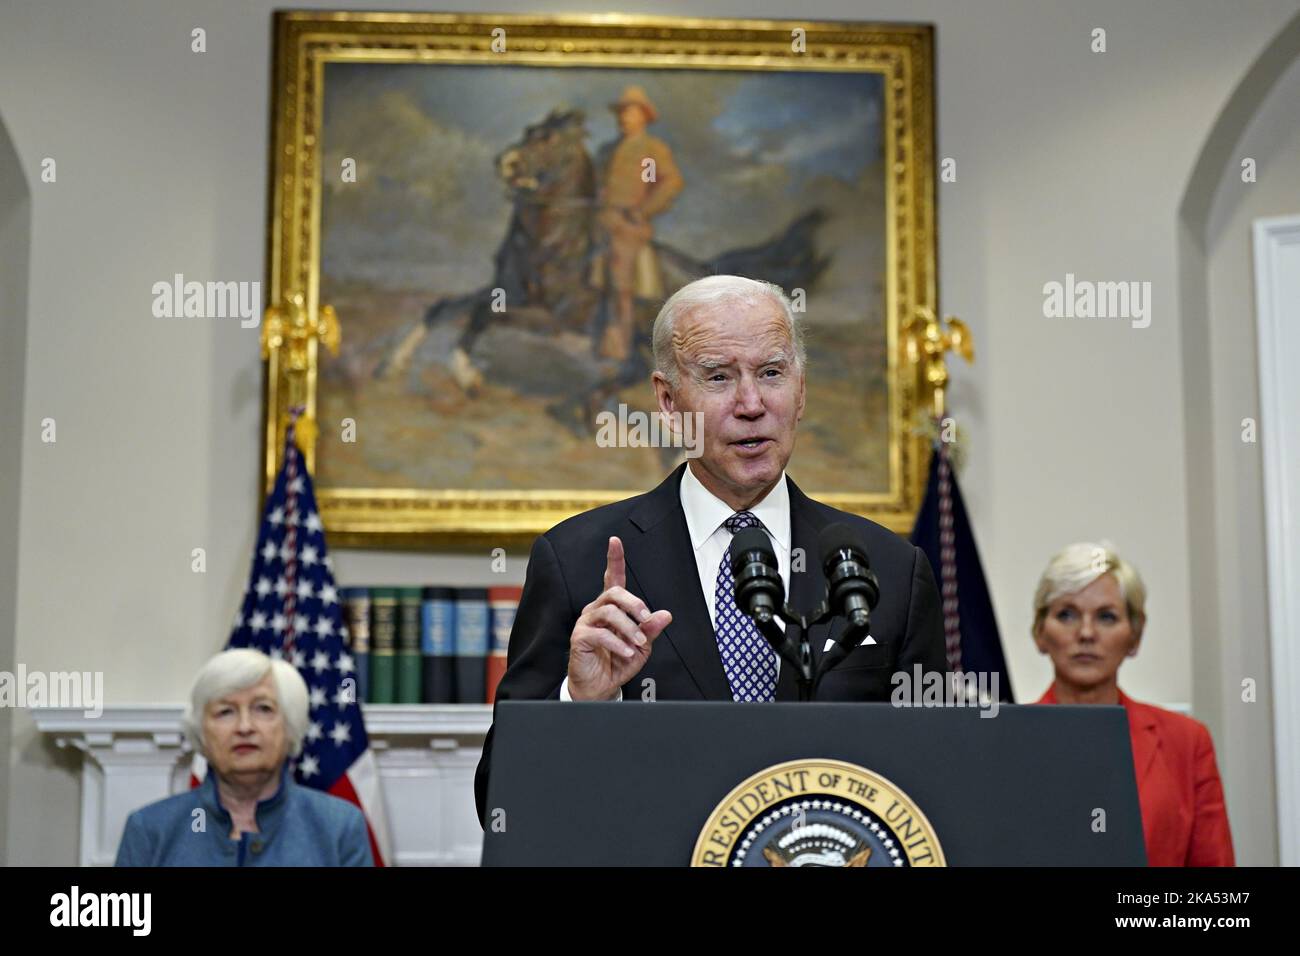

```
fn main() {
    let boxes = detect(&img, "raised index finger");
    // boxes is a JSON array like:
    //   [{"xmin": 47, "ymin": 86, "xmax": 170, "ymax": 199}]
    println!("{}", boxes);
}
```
[{"xmin": 603, "ymin": 536, "xmax": 626, "ymax": 591}]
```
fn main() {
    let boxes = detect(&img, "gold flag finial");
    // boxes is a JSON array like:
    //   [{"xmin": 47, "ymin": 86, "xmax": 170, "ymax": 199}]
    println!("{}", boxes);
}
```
[
  {"xmin": 292, "ymin": 414, "xmax": 318, "ymax": 456},
  {"xmin": 904, "ymin": 306, "xmax": 974, "ymax": 419}
]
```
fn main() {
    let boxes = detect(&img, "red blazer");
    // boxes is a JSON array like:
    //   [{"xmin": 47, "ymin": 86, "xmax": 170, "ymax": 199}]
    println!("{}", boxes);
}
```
[{"xmin": 1037, "ymin": 685, "xmax": 1235, "ymax": 866}]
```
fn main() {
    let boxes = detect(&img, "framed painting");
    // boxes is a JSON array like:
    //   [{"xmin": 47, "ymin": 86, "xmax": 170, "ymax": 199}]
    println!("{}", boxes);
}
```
[{"xmin": 263, "ymin": 11, "xmax": 938, "ymax": 547}]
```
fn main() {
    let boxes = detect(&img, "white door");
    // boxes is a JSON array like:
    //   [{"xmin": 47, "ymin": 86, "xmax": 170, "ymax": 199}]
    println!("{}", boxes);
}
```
[{"xmin": 1252, "ymin": 214, "xmax": 1300, "ymax": 867}]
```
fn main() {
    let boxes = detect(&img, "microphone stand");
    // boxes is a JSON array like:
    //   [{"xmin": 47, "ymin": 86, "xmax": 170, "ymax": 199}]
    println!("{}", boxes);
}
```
[
  {"xmin": 737, "ymin": 547, "xmax": 876, "ymax": 701},
  {"xmin": 751, "ymin": 604, "xmax": 813, "ymax": 702}
]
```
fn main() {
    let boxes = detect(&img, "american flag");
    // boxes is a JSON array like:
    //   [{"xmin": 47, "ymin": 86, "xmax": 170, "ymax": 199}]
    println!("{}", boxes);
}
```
[{"xmin": 192, "ymin": 411, "xmax": 392, "ymax": 865}]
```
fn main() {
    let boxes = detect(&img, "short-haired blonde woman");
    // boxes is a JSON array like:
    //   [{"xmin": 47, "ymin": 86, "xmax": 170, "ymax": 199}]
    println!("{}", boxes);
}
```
[
  {"xmin": 116, "ymin": 648, "xmax": 373, "ymax": 866},
  {"xmin": 1031, "ymin": 542, "xmax": 1234, "ymax": 866}
]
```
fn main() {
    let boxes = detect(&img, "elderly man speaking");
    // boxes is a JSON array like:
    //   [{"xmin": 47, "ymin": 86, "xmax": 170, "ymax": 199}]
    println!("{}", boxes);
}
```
[{"xmin": 475, "ymin": 275, "xmax": 944, "ymax": 825}]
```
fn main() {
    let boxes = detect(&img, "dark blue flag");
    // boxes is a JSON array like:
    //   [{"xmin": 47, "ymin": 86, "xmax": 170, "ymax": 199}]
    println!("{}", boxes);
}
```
[{"xmin": 910, "ymin": 441, "xmax": 1014, "ymax": 702}]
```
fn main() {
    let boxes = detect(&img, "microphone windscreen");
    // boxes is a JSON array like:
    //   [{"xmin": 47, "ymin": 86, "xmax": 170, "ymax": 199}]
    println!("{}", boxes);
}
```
[
  {"xmin": 729, "ymin": 527, "xmax": 776, "ymax": 572},
  {"xmin": 818, "ymin": 522, "xmax": 869, "ymax": 569}
]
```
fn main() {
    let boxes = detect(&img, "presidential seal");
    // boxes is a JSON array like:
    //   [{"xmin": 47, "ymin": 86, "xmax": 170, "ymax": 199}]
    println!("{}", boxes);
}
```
[{"xmin": 690, "ymin": 758, "xmax": 945, "ymax": 867}]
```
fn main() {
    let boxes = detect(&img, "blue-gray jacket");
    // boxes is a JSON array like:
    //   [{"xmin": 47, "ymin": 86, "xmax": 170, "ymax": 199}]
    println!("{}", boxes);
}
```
[{"xmin": 115, "ymin": 765, "xmax": 374, "ymax": 867}]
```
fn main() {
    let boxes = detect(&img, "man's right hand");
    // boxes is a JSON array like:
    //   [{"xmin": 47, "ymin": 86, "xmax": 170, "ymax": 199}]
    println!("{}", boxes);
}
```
[{"xmin": 567, "ymin": 536, "xmax": 672, "ymax": 701}]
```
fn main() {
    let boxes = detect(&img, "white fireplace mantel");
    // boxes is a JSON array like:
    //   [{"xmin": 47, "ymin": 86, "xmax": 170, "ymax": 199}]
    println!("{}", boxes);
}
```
[{"xmin": 33, "ymin": 704, "xmax": 492, "ymax": 867}]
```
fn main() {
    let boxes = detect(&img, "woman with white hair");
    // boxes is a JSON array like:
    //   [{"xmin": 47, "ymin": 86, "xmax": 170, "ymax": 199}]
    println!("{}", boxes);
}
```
[
  {"xmin": 115, "ymin": 648, "xmax": 373, "ymax": 866},
  {"xmin": 1031, "ymin": 542, "xmax": 1234, "ymax": 866}
]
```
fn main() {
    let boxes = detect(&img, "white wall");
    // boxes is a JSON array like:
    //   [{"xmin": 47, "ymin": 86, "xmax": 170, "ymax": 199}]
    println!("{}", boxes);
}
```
[
  {"xmin": 0, "ymin": 109, "xmax": 33, "ymax": 866},
  {"xmin": 2, "ymin": 0, "xmax": 1297, "ymax": 865}
]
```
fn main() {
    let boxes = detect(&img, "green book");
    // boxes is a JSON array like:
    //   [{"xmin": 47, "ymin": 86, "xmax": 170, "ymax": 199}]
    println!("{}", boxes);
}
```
[
  {"xmin": 369, "ymin": 588, "xmax": 398, "ymax": 704},
  {"xmin": 395, "ymin": 586, "xmax": 423, "ymax": 704}
]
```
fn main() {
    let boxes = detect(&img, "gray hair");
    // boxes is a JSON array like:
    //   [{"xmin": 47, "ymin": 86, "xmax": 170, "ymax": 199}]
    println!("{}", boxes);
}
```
[
  {"xmin": 651, "ymin": 275, "xmax": 806, "ymax": 388},
  {"xmin": 184, "ymin": 648, "xmax": 310, "ymax": 759},
  {"xmin": 1032, "ymin": 542, "xmax": 1147, "ymax": 638}
]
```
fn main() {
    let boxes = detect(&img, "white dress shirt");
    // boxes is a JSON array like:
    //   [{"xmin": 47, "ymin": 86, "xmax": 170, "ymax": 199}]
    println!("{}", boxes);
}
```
[{"xmin": 561, "ymin": 464, "xmax": 790, "ymax": 701}]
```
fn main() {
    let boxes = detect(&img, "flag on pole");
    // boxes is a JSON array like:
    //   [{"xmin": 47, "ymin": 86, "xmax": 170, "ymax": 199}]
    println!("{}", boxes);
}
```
[
  {"xmin": 910, "ymin": 438, "xmax": 1015, "ymax": 703},
  {"xmin": 192, "ymin": 408, "xmax": 392, "ymax": 865}
]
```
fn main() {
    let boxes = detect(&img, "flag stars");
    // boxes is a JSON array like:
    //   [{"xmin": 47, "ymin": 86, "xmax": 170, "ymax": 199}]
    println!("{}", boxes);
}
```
[{"xmin": 230, "ymin": 435, "xmax": 373, "ymax": 823}]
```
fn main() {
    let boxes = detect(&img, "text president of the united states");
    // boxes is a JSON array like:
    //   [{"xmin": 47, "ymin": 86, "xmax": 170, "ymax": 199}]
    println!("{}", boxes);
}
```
[{"xmin": 475, "ymin": 275, "xmax": 945, "ymax": 826}]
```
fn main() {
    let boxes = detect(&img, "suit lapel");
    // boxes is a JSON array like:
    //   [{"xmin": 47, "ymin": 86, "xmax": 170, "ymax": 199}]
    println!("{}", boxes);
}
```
[
  {"xmin": 623, "ymin": 464, "xmax": 732, "ymax": 701},
  {"xmin": 787, "ymin": 476, "xmax": 838, "ymax": 691},
  {"xmin": 1121, "ymin": 691, "xmax": 1161, "ymax": 788}
]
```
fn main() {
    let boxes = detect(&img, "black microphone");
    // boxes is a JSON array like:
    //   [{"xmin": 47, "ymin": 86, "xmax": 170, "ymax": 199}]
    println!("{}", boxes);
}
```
[
  {"xmin": 818, "ymin": 523, "xmax": 880, "ymax": 631},
  {"xmin": 729, "ymin": 527, "xmax": 783, "ymax": 624}
]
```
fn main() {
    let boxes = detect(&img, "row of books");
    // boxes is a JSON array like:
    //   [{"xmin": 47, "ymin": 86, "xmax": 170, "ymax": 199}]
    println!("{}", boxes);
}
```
[{"xmin": 339, "ymin": 586, "xmax": 520, "ymax": 705}]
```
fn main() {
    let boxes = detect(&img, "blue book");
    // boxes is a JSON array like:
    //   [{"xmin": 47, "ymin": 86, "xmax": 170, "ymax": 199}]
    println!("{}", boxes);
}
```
[
  {"xmin": 454, "ymin": 587, "xmax": 489, "ymax": 703},
  {"xmin": 421, "ymin": 587, "xmax": 457, "ymax": 704}
]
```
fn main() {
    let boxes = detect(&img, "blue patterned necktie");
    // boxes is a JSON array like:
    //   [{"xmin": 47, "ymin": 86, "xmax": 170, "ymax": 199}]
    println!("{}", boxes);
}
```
[{"xmin": 714, "ymin": 511, "xmax": 778, "ymax": 702}]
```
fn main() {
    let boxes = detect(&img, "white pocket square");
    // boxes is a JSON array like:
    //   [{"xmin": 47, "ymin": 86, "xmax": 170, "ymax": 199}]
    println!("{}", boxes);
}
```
[{"xmin": 825, "ymin": 634, "xmax": 876, "ymax": 652}]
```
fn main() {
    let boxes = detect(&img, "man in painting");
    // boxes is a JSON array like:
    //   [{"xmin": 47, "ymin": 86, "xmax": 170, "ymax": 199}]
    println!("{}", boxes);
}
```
[
  {"xmin": 592, "ymin": 85, "xmax": 685, "ymax": 362},
  {"xmin": 475, "ymin": 274, "xmax": 945, "ymax": 825}
]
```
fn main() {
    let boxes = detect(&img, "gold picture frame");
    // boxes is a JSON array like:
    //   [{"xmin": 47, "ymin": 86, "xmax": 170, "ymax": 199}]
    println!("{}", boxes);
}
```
[{"xmin": 263, "ymin": 10, "xmax": 938, "ymax": 548}]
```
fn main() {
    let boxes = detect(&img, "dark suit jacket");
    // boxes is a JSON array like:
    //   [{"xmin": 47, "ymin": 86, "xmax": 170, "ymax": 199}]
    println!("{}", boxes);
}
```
[{"xmin": 474, "ymin": 463, "xmax": 945, "ymax": 825}]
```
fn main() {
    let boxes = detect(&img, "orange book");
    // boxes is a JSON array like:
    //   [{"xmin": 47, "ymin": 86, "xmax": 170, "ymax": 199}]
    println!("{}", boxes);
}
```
[{"xmin": 486, "ymin": 586, "xmax": 522, "ymax": 703}]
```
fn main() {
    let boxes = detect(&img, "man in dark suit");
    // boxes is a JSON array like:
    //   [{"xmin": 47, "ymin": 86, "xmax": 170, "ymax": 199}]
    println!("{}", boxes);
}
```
[{"xmin": 475, "ymin": 275, "xmax": 944, "ymax": 826}]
